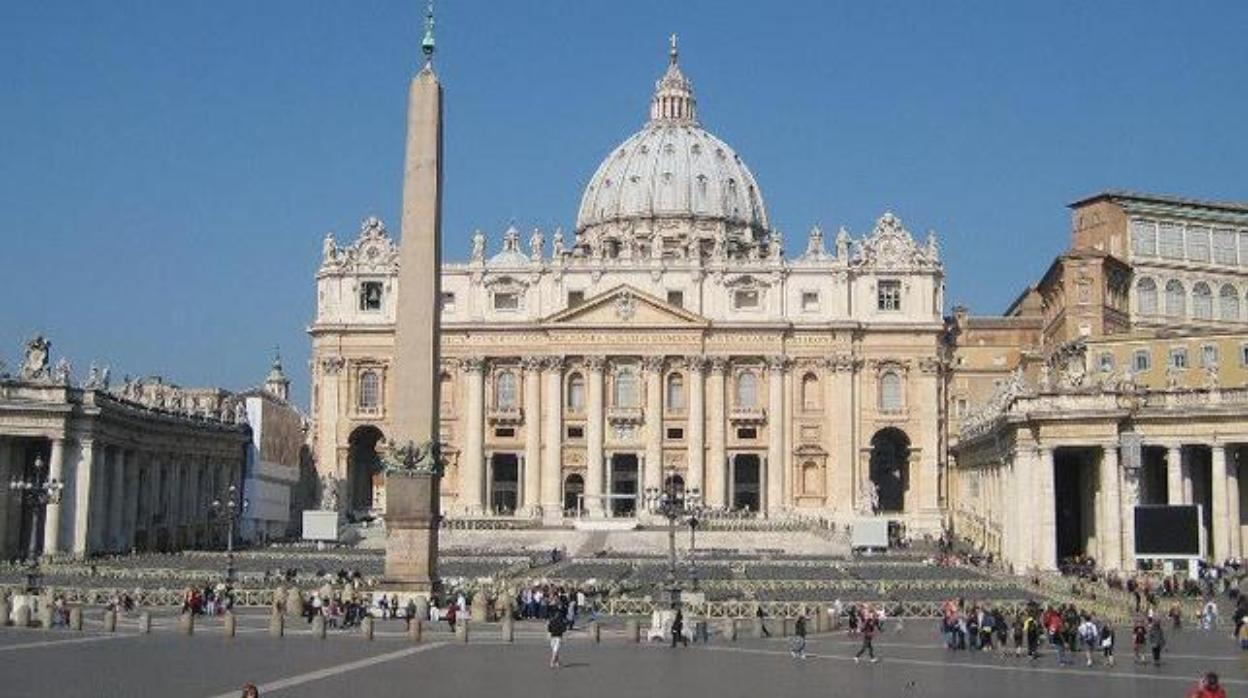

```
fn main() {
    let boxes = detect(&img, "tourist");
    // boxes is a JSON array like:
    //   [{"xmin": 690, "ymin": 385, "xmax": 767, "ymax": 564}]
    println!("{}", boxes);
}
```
[
  {"xmin": 1131, "ymin": 618, "xmax": 1148, "ymax": 664},
  {"xmin": 446, "ymin": 603, "xmax": 458, "ymax": 632},
  {"xmin": 1077, "ymin": 614, "xmax": 1099, "ymax": 667},
  {"xmin": 548, "ymin": 611, "xmax": 568, "ymax": 668},
  {"xmin": 1189, "ymin": 672, "xmax": 1227, "ymax": 698},
  {"xmin": 1012, "ymin": 611, "xmax": 1025, "ymax": 658},
  {"xmin": 1024, "ymin": 611, "xmax": 1041, "ymax": 661},
  {"xmin": 1098, "ymin": 620, "xmax": 1115, "ymax": 667},
  {"xmin": 756, "ymin": 605, "xmax": 771, "ymax": 638},
  {"xmin": 1147, "ymin": 617, "xmax": 1166, "ymax": 667},
  {"xmin": 240, "ymin": 684, "xmax": 260, "ymax": 698},
  {"xmin": 790, "ymin": 615, "xmax": 807, "ymax": 660},
  {"xmin": 671, "ymin": 608, "xmax": 688, "ymax": 648},
  {"xmin": 1203, "ymin": 599, "xmax": 1219, "ymax": 631},
  {"xmin": 854, "ymin": 607, "xmax": 879, "ymax": 663}
]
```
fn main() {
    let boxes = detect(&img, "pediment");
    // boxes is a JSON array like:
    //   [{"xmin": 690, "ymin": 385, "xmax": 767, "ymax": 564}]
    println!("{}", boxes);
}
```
[{"xmin": 543, "ymin": 285, "xmax": 709, "ymax": 327}]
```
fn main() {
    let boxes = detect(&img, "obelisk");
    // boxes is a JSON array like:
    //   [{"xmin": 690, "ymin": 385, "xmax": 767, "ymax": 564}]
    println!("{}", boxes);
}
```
[{"xmin": 382, "ymin": 4, "xmax": 443, "ymax": 597}]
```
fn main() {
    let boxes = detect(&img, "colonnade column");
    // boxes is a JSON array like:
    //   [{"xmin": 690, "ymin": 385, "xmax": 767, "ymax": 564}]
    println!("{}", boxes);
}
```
[
  {"xmin": 1230, "ymin": 451, "xmax": 1242, "ymax": 559},
  {"xmin": 706, "ymin": 358, "xmax": 727, "ymax": 509},
  {"xmin": 1166, "ymin": 445, "xmax": 1184, "ymax": 505},
  {"xmin": 71, "ymin": 439, "xmax": 96, "ymax": 556},
  {"xmin": 685, "ymin": 357, "xmax": 705, "ymax": 498},
  {"xmin": 460, "ymin": 357, "xmax": 486, "ymax": 515},
  {"xmin": 108, "ymin": 450, "xmax": 125, "ymax": 552},
  {"xmin": 1034, "ymin": 446, "xmax": 1057, "ymax": 571},
  {"xmin": 1120, "ymin": 458, "xmax": 1140, "ymax": 571},
  {"xmin": 0, "ymin": 439, "xmax": 11, "ymax": 557},
  {"xmin": 1212, "ymin": 443, "xmax": 1229, "ymax": 562},
  {"xmin": 585, "ymin": 357, "xmax": 606, "ymax": 516},
  {"xmin": 643, "ymin": 357, "xmax": 664, "ymax": 495},
  {"xmin": 1100, "ymin": 445, "xmax": 1123, "ymax": 569},
  {"xmin": 522, "ymin": 358, "xmax": 543, "ymax": 515},
  {"xmin": 766, "ymin": 356, "xmax": 786, "ymax": 517},
  {"xmin": 540, "ymin": 358, "xmax": 564, "ymax": 517},
  {"xmin": 43, "ymin": 437, "xmax": 66, "ymax": 554},
  {"xmin": 169, "ymin": 457, "xmax": 184, "ymax": 548}
]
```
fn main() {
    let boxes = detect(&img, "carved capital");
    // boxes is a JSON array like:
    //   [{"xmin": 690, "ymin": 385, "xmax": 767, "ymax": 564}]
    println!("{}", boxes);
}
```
[
  {"xmin": 460, "ymin": 356, "xmax": 487, "ymax": 374},
  {"xmin": 522, "ymin": 356, "xmax": 546, "ymax": 373},
  {"xmin": 543, "ymin": 355, "xmax": 566, "ymax": 372},
  {"xmin": 583, "ymin": 356, "xmax": 606, "ymax": 373},
  {"xmin": 766, "ymin": 355, "xmax": 791, "ymax": 373},
  {"xmin": 641, "ymin": 355, "xmax": 666, "ymax": 374},
  {"xmin": 320, "ymin": 356, "xmax": 346, "ymax": 375},
  {"xmin": 707, "ymin": 356, "xmax": 729, "ymax": 374},
  {"xmin": 918, "ymin": 356, "xmax": 943, "ymax": 374},
  {"xmin": 682, "ymin": 355, "xmax": 706, "ymax": 373}
]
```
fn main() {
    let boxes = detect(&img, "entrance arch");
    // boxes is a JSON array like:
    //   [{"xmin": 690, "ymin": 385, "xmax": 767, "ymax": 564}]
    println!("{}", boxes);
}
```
[
  {"xmin": 664, "ymin": 473, "xmax": 685, "ymax": 497},
  {"xmin": 563, "ymin": 473, "xmax": 584, "ymax": 514},
  {"xmin": 347, "ymin": 426, "xmax": 384, "ymax": 516},
  {"xmin": 731, "ymin": 454, "xmax": 761, "ymax": 513},
  {"xmin": 869, "ymin": 428, "xmax": 910, "ymax": 513}
]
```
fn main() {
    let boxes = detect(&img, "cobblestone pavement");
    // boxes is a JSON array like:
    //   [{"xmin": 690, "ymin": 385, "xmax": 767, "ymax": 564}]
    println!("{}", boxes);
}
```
[{"xmin": 1, "ymin": 614, "xmax": 1242, "ymax": 698}]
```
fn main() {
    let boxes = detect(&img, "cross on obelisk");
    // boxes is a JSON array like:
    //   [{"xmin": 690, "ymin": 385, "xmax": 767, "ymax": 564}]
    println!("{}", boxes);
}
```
[{"xmin": 381, "ymin": 3, "xmax": 443, "ymax": 598}]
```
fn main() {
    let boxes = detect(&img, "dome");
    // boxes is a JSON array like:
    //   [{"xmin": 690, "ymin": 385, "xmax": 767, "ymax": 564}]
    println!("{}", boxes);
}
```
[{"xmin": 574, "ymin": 37, "xmax": 769, "ymax": 253}]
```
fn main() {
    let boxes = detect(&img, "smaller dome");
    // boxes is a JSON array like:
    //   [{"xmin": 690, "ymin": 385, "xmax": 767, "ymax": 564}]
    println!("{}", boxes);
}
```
[{"xmin": 486, "ymin": 225, "xmax": 530, "ymax": 267}]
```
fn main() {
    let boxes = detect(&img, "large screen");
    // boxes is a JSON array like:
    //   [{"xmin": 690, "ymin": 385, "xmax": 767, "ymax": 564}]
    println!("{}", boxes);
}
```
[{"xmin": 1134, "ymin": 505, "xmax": 1201, "ymax": 557}]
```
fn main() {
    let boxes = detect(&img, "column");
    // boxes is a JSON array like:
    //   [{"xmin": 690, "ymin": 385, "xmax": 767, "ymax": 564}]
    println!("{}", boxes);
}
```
[
  {"xmin": 643, "ymin": 356, "xmax": 664, "ymax": 494},
  {"xmin": 460, "ymin": 357, "xmax": 486, "ymax": 515},
  {"xmin": 109, "ymin": 449, "xmax": 126, "ymax": 552},
  {"xmin": 1167, "ymin": 445, "xmax": 1184, "ymax": 505},
  {"xmin": 766, "ymin": 356, "xmax": 786, "ymax": 516},
  {"xmin": 168, "ymin": 457, "xmax": 183, "ymax": 548},
  {"xmin": 522, "ymin": 358, "xmax": 543, "ymax": 515},
  {"xmin": 685, "ymin": 358, "xmax": 705, "ymax": 498},
  {"xmin": 1182, "ymin": 448, "xmax": 1194, "ymax": 503},
  {"xmin": 541, "ymin": 358, "xmax": 564, "ymax": 516},
  {"xmin": 706, "ymin": 358, "xmax": 727, "ymax": 509},
  {"xmin": 585, "ymin": 357, "xmax": 605, "ymax": 516},
  {"xmin": 1100, "ymin": 445, "xmax": 1123, "ymax": 570},
  {"xmin": 1230, "ymin": 450, "xmax": 1242, "ymax": 559},
  {"xmin": 1212, "ymin": 443, "xmax": 1229, "ymax": 561},
  {"xmin": 1121, "ymin": 461, "xmax": 1141, "ymax": 571},
  {"xmin": 71, "ymin": 438, "xmax": 97, "ymax": 556},
  {"xmin": 1034, "ymin": 446, "xmax": 1057, "ymax": 571},
  {"xmin": 43, "ymin": 437, "xmax": 66, "ymax": 554},
  {"xmin": 0, "ymin": 438, "xmax": 10, "ymax": 558}
]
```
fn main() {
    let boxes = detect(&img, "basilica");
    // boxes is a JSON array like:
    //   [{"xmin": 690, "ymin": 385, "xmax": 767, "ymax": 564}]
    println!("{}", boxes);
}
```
[{"xmin": 309, "ymin": 40, "xmax": 946, "ymax": 533}]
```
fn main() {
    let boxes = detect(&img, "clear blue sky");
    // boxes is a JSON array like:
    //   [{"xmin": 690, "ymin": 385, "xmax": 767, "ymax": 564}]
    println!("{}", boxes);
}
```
[{"xmin": 3, "ymin": 1, "xmax": 1246, "ymax": 409}]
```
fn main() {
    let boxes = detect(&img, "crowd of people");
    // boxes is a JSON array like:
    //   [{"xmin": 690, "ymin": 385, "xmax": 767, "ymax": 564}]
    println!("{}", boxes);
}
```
[{"xmin": 180, "ymin": 582, "xmax": 236, "ymax": 615}]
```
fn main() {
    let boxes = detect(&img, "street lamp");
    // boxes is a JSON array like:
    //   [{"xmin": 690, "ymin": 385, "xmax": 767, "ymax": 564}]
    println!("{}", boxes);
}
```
[
  {"xmin": 8, "ymin": 455, "xmax": 63, "ymax": 593},
  {"xmin": 209, "ymin": 484, "xmax": 248, "ymax": 584},
  {"xmin": 643, "ymin": 473, "xmax": 701, "ymax": 610}
]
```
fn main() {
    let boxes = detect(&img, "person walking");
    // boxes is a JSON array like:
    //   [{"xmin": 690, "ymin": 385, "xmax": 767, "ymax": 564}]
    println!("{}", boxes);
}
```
[
  {"xmin": 790, "ymin": 615, "xmax": 808, "ymax": 660},
  {"xmin": 240, "ymin": 685, "xmax": 260, "ymax": 698},
  {"xmin": 1132, "ymin": 618, "xmax": 1148, "ymax": 664},
  {"xmin": 854, "ymin": 609, "xmax": 879, "ymax": 663},
  {"xmin": 671, "ymin": 609, "xmax": 688, "ymax": 648},
  {"xmin": 1099, "ymin": 620, "xmax": 1116, "ymax": 667},
  {"xmin": 1189, "ymin": 672, "xmax": 1228, "ymax": 698},
  {"xmin": 1147, "ymin": 617, "xmax": 1166, "ymax": 667},
  {"xmin": 547, "ymin": 611, "xmax": 568, "ymax": 668},
  {"xmin": 756, "ymin": 605, "xmax": 771, "ymax": 638},
  {"xmin": 1077, "ymin": 615, "xmax": 1099, "ymax": 667}
]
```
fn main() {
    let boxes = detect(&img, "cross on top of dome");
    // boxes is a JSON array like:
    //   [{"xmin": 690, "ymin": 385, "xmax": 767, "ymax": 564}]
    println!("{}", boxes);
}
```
[{"xmin": 650, "ymin": 34, "xmax": 697, "ymax": 124}]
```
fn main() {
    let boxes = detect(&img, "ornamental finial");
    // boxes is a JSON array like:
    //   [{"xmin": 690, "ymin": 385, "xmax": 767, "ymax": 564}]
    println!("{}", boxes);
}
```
[
  {"xmin": 669, "ymin": 33, "xmax": 678, "ymax": 65},
  {"xmin": 421, "ymin": 1, "xmax": 436, "ymax": 64}
]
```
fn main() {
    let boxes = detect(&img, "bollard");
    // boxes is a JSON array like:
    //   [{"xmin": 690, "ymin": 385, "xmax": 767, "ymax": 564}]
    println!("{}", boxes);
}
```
[
  {"xmin": 408, "ymin": 619, "xmax": 422, "ymax": 643},
  {"xmin": 37, "ymin": 603, "xmax": 53, "ymax": 630},
  {"xmin": 180, "ymin": 612, "xmax": 194, "ymax": 636},
  {"xmin": 752, "ymin": 617, "xmax": 764, "ymax": 639},
  {"xmin": 69, "ymin": 607, "xmax": 83, "ymax": 631},
  {"xmin": 625, "ymin": 619, "xmax": 640, "ymax": 643},
  {"xmin": 223, "ymin": 612, "xmax": 236, "ymax": 638},
  {"xmin": 103, "ymin": 609, "xmax": 117, "ymax": 633},
  {"xmin": 269, "ymin": 611, "xmax": 284, "ymax": 638},
  {"xmin": 781, "ymin": 617, "xmax": 794, "ymax": 638},
  {"xmin": 312, "ymin": 614, "xmax": 326, "ymax": 639},
  {"xmin": 470, "ymin": 592, "xmax": 488, "ymax": 623},
  {"xmin": 455, "ymin": 620, "xmax": 469, "ymax": 644},
  {"xmin": 814, "ymin": 606, "xmax": 826, "ymax": 633},
  {"xmin": 15, "ymin": 605, "xmax": 31, "ymax": 629},
  {"xmin": 138, "ymin": 612, "xmax": 151, "ymax": 634},
  {"xmin": 590, "ymin": 620, "xmax": 601, "ymax": 644},
  {"xmin": 501, "ymin": 616, "xmax": 514, "ymax": 643},
  {"xmin": 285, "ymin": 589, "xmax": 303, "ymax": 618},
  {"xmin": 414, "ymin": 597, "xmax": 429, "ymax": 624},
  {"xmin": 361, "ymin": 615, "xmax": 374, "ymax": 640},
  {"xmin": 0, "ymin": 597, "xmax": 8, "ymax": 627},
  {"xmin": 725, "ymin": 618, "xmax": 738, "ymax": 642}
]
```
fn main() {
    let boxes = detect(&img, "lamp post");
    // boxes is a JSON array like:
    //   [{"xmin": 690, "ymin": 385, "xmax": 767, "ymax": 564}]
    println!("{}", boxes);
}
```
[
  {"xmin": 643, "ymin": 473, "xmax": 701, "ymax": 610},
  {"xmin": 8, "ymin": 454, "xmax": 63, "ymax": 593},
  {"xmin": 209, "ymin": 484, "xmax": 248, "ymax": 584}
]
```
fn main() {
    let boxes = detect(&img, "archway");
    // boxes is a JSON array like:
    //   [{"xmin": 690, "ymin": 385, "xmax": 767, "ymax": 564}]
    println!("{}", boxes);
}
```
[
  {"xmin": 490, "ymin": 453, "xmax": 519, "ymax": 515},
  {"xmin": 347, "ymin": 426, "xmax": 384, "ymax": 516},
  {"xmin": 869, "ymin": 428, "xmax": 910, "ymax": 513},
  {"xmin": 732, "ymin": 454, "xmax": 761, "ymax": 513},
  {"xmin": 563, "ymin": 474, "xmax": 584, "ymax": 514},
  {"xmin": 664, "ymin": 473, "xmax": 685, "ymax": 498}
]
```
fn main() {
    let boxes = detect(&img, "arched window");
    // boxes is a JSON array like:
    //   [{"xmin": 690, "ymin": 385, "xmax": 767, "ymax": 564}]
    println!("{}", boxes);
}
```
[
  {"xmin": 736, "ymin": 370, "xmax": 759, "ymax": 408},
  {"xmin": 879, "ymin": 371, "xmax": 902, "ymax": 413},
  {"xmin": 801, "ymin": 373, "xmax": 820, "ymax": 411},
  {"xmin": 1220, "ymin": 284, "xmax": 1240, "ymax": 322},
  {"xmin": 566, "ymin": 373, "xmax": 585, "ymax": 412},
  {"xmin": 1136, "ymin": 277, "xmax": 1157, "ymax": 316},
  {"xmin": 1192, "ymin": 282, "xmax": 1213, "ymax": 320},
  {"xmin": 495, "ymin": 371, "xmax": 518, "ymax": 410},
  {"xmin": 359, "ymin": 370, "xmax": 380, "ymax": 410},
  {"xmin": 614, "ymin": 366, "xmax": 639, "ymax": 408},
  {"xmin": 1164, "ymin": 280, "xmax": 1186, "ymax": 318},
  {"xmin": 666, "ymin": 373, "xmax": 685, "ymax": 411}
]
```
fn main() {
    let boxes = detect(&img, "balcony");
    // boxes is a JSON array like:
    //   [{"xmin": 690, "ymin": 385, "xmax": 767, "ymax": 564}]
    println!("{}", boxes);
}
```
[
  {"xmin": 728, "ymin": 406, "xmax": 766, "ymax": 425},
  {"xmin": 606, "ymin": 406, "xmax": 644, "ymax": 426},
  {"xmin": 487, "ymin": 406, "xmax": 523, "ymax": 425}
]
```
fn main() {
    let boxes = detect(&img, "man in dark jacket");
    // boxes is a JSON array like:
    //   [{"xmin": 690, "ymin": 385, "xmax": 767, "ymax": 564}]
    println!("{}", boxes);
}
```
[
  {"xmin": 548, "ymin": 612, "xmax": 567, "ymax": 668},
  {"xmin": 671, "ymin": 609, "xmax": 688, "ymax": 648},
  {"xmin": 790, "ymin": 615, "xmax": 808, "ymax": 659}
]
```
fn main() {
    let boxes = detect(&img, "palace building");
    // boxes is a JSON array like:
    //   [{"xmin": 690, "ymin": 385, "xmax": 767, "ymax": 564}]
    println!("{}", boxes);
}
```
[{"xmin": 309, "ymin": 40, "xmax": 947, "ymax": 532}]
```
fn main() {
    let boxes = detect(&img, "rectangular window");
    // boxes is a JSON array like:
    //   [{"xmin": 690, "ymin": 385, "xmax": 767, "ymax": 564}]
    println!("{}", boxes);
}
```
[
  {"xmin": 1187, "ymin": 225, "xmax": 1211, "ymax": 262},
  {"xmin": 1169, "ymin": 347, "xmax": 1188, "ymax": 370},
  {"xmin": 666, "ymin": 290, "xmax": 684, "ymax": 308},
  {"xmin": 1240, "ymin": 232, "xmax": 1248, "ymax": 268},
  {"xmin": 1130, "ymin": 219, "xmax": 1157, "ymax": 257},
  {"xmin": 1098, "ymin": 352, "xmax": 1114, "ymax": 373},
  {"xmin": 1242, "ymin": 344, "xmax": 1248, "ymax": 367},
  {"xmin": 736, "ymin": 427, "xmax": 758, "ymax": 440},
  {"xmin": 733, "ymin": 289, "xmax": 760, "ymax": 310},
  {"xmin": 440, "ymin": 292, "xmax": 456, "ymax": 313},
  {"xmin": 955, "ymin": 398, "xmax": 968, "ymax": 418},
  {"xmin": 494, "ymin": 427, "xmax": 515, "ymax": 438},
  {"xmin": 493, "ymin": 292, "xmax": 520, "ymax": 311},
  {"xmin": 878, "ymin": 280, "xmax": 902, "ymax": 311},
  {"xmin": 665, "ymin": 427, "xmax": 684, "ymax": 440},
  {"xmin": 566, "ymin": 425, "xmax": 584, "ymax": 440},
  {"xmin": 1133, "ymin": 350, "xmax": 1151, "ymax": 373},
  {"xmin": 1159, "ymin": 222, "xmax": 1184, "ymax": 259},
  {"xmin": 801, "ymin": 291, "xmax": 820, "ymax": 312},
  {"xmin": 359, "ymin": 281, "xmax": 384, "ymax": 311},
  {"xmin": 1213, "ymin": 228, "xmax": 1238, "ymax": 265},
  {"xmin": 1202, "ymin": 344, "xmax": 1219, "ymax": 369},
  {"xmin": 567, "ymin": 290, "xmax": 585, "ymax": 308}
]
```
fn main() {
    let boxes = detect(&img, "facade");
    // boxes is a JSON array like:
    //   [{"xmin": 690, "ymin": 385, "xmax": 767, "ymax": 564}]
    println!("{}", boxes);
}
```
[
  {"xmin": 950, "ymin": 193, "xmax": 1248, "ymax": 572},
  {"xmin": 0, "ymin": 336, "xmax": 251, "ymax": 558},
  {"xmin": 310, "ymin": 42, "xmax": 947, "ymax": 531},
  {"xmin": 239, "ymin": 355, "xmax": 309, "ymax": 543}
]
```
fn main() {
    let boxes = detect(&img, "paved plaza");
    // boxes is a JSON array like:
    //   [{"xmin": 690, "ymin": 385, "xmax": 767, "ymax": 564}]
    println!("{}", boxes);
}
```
[{"xmin": 1, "ymin": 613, "xmax": 1243, "ymax": 698}]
